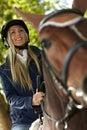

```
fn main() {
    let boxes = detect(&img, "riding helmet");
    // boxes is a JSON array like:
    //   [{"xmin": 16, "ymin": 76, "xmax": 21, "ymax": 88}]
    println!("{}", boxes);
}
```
[{"xmin": 1, "ymin": 19, "xmax": 29, "ymax": 47}]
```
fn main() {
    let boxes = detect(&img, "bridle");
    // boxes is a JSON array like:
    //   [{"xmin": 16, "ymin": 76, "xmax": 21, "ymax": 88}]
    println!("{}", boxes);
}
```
[
  {"xmin": 39, "ymin": 9, "xmax": 87, "ymax": 130},
  {"xmin": 41, "ymin": 40, "xmax": 87, "ymax": 129},
  {"xmin": 62, "ymin": 41, "xmax": 87, "ymax": 84}
]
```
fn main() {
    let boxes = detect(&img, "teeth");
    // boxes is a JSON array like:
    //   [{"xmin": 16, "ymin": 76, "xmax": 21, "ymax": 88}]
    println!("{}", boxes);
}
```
[{"xmin": 16, "ymin": 38, "xmax": 22, "ymax": 41}]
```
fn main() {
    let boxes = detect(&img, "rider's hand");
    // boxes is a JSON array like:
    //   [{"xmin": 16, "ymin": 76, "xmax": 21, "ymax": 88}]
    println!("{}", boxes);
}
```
[{"xmin": 32, "ymin": 92, "xmax": 45, "ymax": 106}]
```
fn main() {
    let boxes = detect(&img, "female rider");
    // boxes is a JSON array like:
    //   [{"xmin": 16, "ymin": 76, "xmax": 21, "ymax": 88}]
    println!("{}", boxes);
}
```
[{"xmin": 0, "ymin": 19, "xmax": 45, "ymax": 130}]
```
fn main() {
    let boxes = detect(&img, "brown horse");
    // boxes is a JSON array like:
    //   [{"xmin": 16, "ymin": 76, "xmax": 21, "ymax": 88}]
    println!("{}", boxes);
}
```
[
  {"xmin": 0, "ymin": 91, "xmax": 12, "ymax": 130},
  {"xmin": 38, "ymin": 9, "xmax": 87, "ymax": 130}
]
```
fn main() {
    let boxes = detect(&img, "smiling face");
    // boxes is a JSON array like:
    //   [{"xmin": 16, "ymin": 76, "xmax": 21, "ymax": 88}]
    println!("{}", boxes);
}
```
[{"xmin": 7, "ymin": 25, "xmax": 28, "ymax": 47}]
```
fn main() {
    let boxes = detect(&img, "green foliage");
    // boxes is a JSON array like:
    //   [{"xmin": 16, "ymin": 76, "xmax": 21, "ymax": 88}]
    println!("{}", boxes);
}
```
[
  {"xmin": 0, "ymin": 0, "xmax": 71, "ymax": 64},
  {"xmin": 0, "ymin": 0, "xmax": 45, "ymax": 64},
  {"xmin": 84, "ymin": 10, "xmax": 87, "ymax": 18}
]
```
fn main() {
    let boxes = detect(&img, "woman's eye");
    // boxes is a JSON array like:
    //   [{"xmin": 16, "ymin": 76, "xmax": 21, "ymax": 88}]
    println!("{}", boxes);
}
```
[
  {"xmin": 9, "ymin": 28, "xmax": 24, "ymax": 35},
  {"xmin": 10, "ymin": 31, "xmax": 15, "ymax": 35},
  {"xmin": 19, "ymin": 29, "xmax": 24, "ymax": 32}
]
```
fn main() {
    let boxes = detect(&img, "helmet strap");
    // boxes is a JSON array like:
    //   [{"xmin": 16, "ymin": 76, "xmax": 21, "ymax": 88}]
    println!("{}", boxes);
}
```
[{"xmin": 14, "ymin": 41, "xmax": 29, "ymax": 50}]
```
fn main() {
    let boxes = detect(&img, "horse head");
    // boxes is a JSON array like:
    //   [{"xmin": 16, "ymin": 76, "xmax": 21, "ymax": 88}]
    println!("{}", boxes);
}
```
[
  {"xmin": 38, "ymin": 8, "xmax": 87, "ymax": 130},
  {"xmin": 39, "ymin": 8, "xmax": 87, "ymax": 100}
]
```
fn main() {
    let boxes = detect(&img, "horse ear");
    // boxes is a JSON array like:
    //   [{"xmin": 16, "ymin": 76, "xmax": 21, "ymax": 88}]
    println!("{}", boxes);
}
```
[
  {"xmin": 14, "ymin": 7, "xmax": 45, "ymax": 31},
  {"xmin": 72, "ymin": 0, "xmax": 87, "ymax": 13}
]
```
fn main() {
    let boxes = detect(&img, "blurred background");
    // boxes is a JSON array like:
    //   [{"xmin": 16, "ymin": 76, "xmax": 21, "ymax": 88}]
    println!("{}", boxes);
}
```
[{"xmin": 0, "ymin": 0, "xmax": 73, "ymax": 64}]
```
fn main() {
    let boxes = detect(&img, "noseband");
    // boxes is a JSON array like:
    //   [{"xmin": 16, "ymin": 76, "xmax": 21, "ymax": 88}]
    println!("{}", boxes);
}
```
[{"xmin": 39, "ymin": 9, "xmax": 87, "ymax": 130}]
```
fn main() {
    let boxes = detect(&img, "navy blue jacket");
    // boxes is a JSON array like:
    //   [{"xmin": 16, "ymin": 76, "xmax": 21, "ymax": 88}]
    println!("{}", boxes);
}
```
[{"xmin": 0, "ymin": 46, "xmax": 44, "ymax": 126}]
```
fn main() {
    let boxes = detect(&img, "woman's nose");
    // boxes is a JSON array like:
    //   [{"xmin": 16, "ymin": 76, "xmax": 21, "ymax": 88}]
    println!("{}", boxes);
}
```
[{"xmin": 16, "ymin": 31, "xmax": 21, "ymax": 36}]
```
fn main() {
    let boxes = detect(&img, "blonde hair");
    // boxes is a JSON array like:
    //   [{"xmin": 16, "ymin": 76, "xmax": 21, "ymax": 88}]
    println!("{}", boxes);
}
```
[{"xmin": 7, "ymin": 32, "xmax": 40, "ymax": 89}]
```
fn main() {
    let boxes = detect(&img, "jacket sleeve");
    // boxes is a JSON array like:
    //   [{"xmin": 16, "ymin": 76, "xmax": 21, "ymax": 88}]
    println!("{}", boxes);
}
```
[{"xmin": 0, "ymin": 70, "xmax": 34, "ymax": 110}]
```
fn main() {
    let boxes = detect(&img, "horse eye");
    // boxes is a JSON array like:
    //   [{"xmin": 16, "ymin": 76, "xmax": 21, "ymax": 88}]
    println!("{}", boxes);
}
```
[{"xmin": 40, "ymin": 39, "xmax": 51, "ymax": 49}]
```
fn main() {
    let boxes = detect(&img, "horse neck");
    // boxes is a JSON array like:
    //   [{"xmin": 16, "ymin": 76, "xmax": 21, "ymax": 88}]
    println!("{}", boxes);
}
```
[{"xmin": 42, "ymin": 62, "xmax": 68, "ymax": 130}]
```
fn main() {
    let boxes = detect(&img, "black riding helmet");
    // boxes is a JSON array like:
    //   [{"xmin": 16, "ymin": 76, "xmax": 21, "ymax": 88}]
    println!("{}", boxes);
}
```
[{"xmin": 1, "ymin": 19, "xmax": 29, "ymax": 48}]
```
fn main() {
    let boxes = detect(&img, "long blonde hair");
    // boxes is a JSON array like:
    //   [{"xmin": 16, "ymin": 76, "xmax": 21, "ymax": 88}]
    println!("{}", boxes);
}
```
[{"xmin": 7, "ymin": 32, "xmax": 40, "ymax": 89}]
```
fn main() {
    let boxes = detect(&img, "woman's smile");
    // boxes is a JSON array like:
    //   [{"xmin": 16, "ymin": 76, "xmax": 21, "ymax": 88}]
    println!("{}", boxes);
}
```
[{"xmin": 8, "ymin": 25, "xmax": 28, "ymax": 46}]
